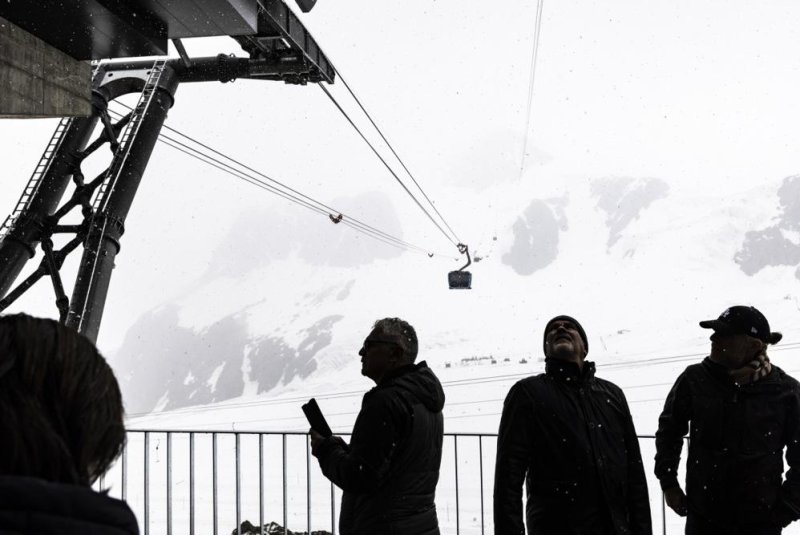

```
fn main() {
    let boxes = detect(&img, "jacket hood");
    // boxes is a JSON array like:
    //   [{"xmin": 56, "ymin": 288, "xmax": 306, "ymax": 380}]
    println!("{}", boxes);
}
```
[{"xmin": 382, "ymin": 361, "xmax": 445, "ymax": 412}]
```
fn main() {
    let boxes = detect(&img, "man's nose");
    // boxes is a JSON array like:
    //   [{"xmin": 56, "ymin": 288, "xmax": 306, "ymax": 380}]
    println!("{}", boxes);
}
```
[{"xmin": 358, "ymin": 346, "xmax": 366, "ymax": 357}]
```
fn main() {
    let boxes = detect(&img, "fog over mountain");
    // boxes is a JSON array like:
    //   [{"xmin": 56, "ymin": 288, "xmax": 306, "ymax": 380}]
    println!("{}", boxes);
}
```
[
  {"xmin": 502, "ymin": 197, "xmax": 567, "ymax": 276},
  {"xmin": 592, "ymin": 177, "xmax": 670, "ymax": 250},
  {"xmin": 112, "ymin": 173, "xmax": 800, "ymax": 416},
  {"xmin": 735, "ymin": 175, "xmax": 800, "ymax": 278}
]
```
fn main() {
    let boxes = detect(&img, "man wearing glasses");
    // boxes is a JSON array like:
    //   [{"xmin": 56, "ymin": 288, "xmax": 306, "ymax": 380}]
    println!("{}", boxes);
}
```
[{"xmin": 311, "ymin": 318, "xmax": 445, "ymax": 535}]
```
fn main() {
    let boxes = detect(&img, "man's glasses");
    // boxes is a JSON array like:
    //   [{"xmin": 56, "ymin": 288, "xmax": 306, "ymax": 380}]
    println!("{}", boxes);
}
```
[{"xmin": 362, "ymin": 339, "xmax": 399, "ymax": 351}]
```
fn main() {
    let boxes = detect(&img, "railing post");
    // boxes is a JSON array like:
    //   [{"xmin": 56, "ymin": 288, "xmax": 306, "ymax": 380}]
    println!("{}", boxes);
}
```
[
  {"xmin": 479, "ymin": 435, "xmax": 485, "ymax": 535},
  {"xmin": 330, "ymin": 482, "xmax": 336, "ymax": 535},
  {"xmin": 236, "ymin": 433, "xmax": 241, "ymax": 535},
  {"xmin": 144, "ymin": 432, "xmax": 149, "ymax": 535},
  {"xmin": 121, "ymin": 440, "xmax": 128, "ymax": 501},
  {"xmin": 259, "ymin": 434, "xmax": 264, "ymax": 535},
  {"xmin": 167, "ymin": 432, "xmax": 172, "ymax": 535},
  {"xmin": 454, "ymin": 435, "xmax": 460, "ymax": 535},
  {"xmin": 189, "ymin": 432, "xmax": 195, "ymax": 535},
  {"xmin": 307, "ymin": 434, "xmax": 312, "ymax": 535},
  {"xmin": 283, "ymin": 433, "xmax": 288, "ymax": 535},
  {"xmin": 213, "ymin": 433, "xmax": 218, "ymax": 535}
]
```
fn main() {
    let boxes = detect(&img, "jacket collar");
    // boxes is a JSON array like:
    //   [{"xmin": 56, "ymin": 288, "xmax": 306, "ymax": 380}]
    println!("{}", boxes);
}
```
[
  {"xmin": 702, "ymin": 356, "xmax": 781, "ymax": 390},
  {"xmin": 0, "ymin": 476, "xmax": 139, "ymax": 534},
  {"xmin": 701, "ymin": 356, "xmax": 732, "ymax": 381},
  {"xmin": 545, "ymin": 358, "xmax": 596, "ymax": 384}
]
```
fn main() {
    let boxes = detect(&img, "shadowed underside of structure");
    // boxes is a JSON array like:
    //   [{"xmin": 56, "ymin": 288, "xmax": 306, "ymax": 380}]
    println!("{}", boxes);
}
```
[{"xmin": 0, "ymin": 0, "xmax": 328, "ymax": 117}]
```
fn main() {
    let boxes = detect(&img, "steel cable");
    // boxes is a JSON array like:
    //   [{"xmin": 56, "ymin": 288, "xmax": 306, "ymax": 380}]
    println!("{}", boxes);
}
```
[
  {"xmin": 108, "ymin": 106, "xmax": 456, "ymax": 258},
  {"xmin": 330, "ymin": 67, "xmax": 462, "ymax": 244},
  {"xmin": 317, "ymin": 83, "xmax": 461, "ymax": 249}
]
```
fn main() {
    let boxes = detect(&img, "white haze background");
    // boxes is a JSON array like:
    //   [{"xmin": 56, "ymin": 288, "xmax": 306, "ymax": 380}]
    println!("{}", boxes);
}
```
[{"xmin": 2, "ymin": 1, "xmax": 800, "ymax": 532}]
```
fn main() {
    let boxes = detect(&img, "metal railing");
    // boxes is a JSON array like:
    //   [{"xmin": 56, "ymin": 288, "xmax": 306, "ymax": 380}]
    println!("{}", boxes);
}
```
[{"xmin": 96, "ymin": 431, "xmax": 680, "ymax": 535}]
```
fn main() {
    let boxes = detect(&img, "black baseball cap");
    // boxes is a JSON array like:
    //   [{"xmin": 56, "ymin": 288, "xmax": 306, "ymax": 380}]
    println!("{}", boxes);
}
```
[{"xmin": 699, "ymin": 306, "xmax": 782, "ymax": 344}]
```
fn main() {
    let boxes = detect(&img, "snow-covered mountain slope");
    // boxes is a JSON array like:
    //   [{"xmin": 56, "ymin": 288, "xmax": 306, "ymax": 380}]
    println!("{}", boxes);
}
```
[{"xmin": 123, "ymin": 173, "xmax": 800, "ymax": 435}]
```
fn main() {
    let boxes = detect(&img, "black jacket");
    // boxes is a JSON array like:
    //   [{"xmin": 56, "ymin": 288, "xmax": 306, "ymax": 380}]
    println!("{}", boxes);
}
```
[
  {"xmin": 655, "ymin": 358, "xmax": 800, "ymax": 530},
  {"xmin": 493, "ymin": 359, "xmax": 652, "ymax": 535},
  {"xmin": 315, "ymin": 361, "xmax": 445, "ymax": 535},
  {"xmin": 0, "ymin": 475, "xmax": 139, "ymax": 534}
]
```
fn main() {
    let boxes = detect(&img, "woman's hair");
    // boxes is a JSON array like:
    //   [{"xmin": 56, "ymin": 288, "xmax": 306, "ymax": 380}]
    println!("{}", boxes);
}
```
[{"xmin": 0, "ymin": 314, "xmax": 125, "ymax": 486}]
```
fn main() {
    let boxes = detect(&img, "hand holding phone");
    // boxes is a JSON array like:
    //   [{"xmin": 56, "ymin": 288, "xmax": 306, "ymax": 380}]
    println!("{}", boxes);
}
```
[{"xmin": 302, "ymin": 398, "xmax": 332, "ymax": 438}]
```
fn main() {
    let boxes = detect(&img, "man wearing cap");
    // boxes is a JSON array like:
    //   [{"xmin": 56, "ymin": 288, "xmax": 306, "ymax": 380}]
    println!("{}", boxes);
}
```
[
  {"xmin": 494, "ymin": 315, "xmax": 652, "ymax": 535},
  {"xmin": 655, "ymin": 306, "xmax": 800, "ymax": 534}
]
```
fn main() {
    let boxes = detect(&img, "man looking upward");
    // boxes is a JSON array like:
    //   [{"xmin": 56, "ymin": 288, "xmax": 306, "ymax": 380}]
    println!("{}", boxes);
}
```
[{"xmin": 494, "ymin": 315, "xmax": 652, "ymax": 535}]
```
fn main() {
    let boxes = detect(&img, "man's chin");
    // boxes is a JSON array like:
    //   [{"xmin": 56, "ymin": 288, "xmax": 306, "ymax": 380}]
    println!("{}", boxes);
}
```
[
  {"xmin": 549, "ymin": 347, "xmax": 579, "ymax": 361},
  {"xmin": 551, "ymin": 342, "xmax": 574, "ymax": 354}
]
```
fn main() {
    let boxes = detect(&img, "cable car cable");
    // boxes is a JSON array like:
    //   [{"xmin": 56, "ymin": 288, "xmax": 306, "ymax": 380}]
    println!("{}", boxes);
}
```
[
  {"xmin": 111, "ymin": 104, "xmax": 439, "ymax": 256},
  {"xmin": 156, "ymin": 134, "xmax": 434, "ymax": 255},
  {"xmin": 156, "ymin": 135, "xmax": 445, "ymax": 257},
  {"xmin": 519, "ymin": 0, "xmax": 545, "ymax": 179},
  {"xmin": 109, "ymin": 106, "xmax": 455, "ymax": 258},
  {"xmin": 317, "ymin": 83, "xmax": 461, "ymax": 249},
  {"xmin": 330, "ymin": 67, "xmax": 463, "ymax": 244}
]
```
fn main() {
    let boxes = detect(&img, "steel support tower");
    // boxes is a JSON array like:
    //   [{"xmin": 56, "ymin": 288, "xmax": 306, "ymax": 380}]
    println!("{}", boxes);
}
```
[{"xmin": 0, "ymin": 0, "xmax": 334, "ymax": 341}]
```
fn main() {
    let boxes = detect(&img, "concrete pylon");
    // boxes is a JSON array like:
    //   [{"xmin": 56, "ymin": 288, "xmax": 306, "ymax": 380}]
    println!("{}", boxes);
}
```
[{"xmin": 0, "ymin": 16, "xmax": 91, "ymax": 118}]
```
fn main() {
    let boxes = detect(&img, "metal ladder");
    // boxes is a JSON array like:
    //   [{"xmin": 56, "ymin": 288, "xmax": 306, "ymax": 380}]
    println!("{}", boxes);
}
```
[
  {"xmin": 93, "ymin": 59, "xmax": 168, "ymax": 214},
  {"xmin": 0, "ymin": 63, "xmax": 106, "ymax": 244},
  {"xmin": 0, "ymin": 117, "xmax": 74, "ymax": 242}
]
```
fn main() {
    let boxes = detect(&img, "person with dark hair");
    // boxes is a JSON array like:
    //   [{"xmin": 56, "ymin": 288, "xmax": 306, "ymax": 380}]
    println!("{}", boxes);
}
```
[
  {"xmin": 655, "ymin": 306, "xmax": 800, "ymax": 534},
  {"xmin": 494, "ymin": 315, "xmax": 652, "ymax": 535},
  {"xmin": 310, "ymin": 317, "xmax": 445, "ymax": 535},
  {"xmin": 0, "ymin": 313, "xmax": 138, "ymax": 534}
]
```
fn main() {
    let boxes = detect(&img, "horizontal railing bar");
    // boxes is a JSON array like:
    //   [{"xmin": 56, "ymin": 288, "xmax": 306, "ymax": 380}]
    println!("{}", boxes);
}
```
[
  {"xmin": 126, "ymin": 429, "xmax": 501, "ymax": 437},
  {"xmin": 126, "ymin": 428, "xmax": 664, "ymax": 439},
  {"xmin": 127, "ymin": 429, "xmax": 316, "ymax": 436}
]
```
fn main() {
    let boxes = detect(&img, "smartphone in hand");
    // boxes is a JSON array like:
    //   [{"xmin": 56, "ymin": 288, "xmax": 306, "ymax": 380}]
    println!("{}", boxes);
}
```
[{"xmin": 302, "ymin": 398, "xmax": 333, "ymax": 438}]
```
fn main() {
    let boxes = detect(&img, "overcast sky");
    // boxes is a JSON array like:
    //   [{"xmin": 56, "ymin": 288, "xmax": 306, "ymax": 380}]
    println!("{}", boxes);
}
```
[{"xmin": 1, "ymin": 0, "xmax": 800, "ymax": 355}]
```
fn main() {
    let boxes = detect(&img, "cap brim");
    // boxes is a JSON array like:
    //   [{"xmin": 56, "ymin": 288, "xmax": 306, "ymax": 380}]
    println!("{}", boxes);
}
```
[{"xmin": 699, "ymin": 319, "xmax": 733, "ymax": 333}]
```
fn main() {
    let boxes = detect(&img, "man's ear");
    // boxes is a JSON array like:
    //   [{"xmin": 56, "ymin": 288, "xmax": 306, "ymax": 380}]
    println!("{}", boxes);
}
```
[
  {"xmin": 747, "ymin": 337, "xmax": 765, "ymax": 356},
  {"xmin": 391, "ymin": 345, "xmax": 404, "ymax": 362}
]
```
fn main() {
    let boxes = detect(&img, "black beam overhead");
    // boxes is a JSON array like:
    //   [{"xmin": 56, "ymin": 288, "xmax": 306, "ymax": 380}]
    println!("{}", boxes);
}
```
[
  {"xmin": 234, "ymin": 0, "xmax": 334, "ymax": 83},
  {"xmin": 0, "ymin": 0, "xmax": 332, "ymax": 83},
  {"xmin": 0, "ymin": 0, "xmax": 260, "ymax": 60}
]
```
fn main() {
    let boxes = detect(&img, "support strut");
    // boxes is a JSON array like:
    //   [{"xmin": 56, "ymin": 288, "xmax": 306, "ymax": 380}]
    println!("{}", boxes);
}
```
[
  {"xmin": 0, "ymin": 51, "xmax": 328, "ymax": 341},
  {"xmin": 66, "ymin": 62, "xmax": 178, "ymax": 340},
  {"xmin": 0, "ymin": 115, "xmax": 98, "ymax": 297}
]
